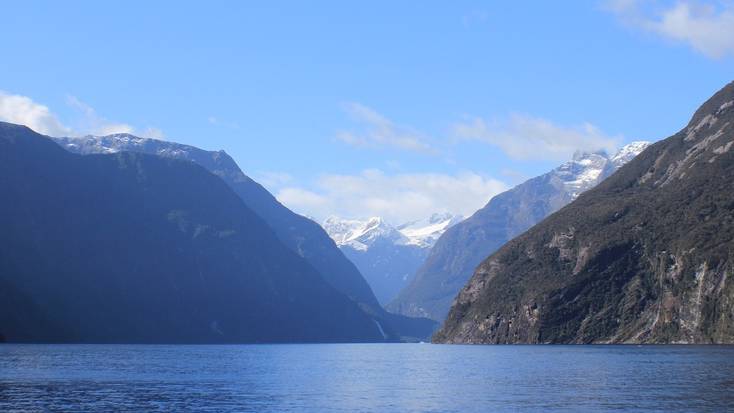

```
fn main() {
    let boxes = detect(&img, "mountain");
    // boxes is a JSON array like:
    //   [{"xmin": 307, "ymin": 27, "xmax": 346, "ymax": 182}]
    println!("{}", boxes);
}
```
[
  {"xmin": 398, "ymin": 213, "xmax": 465, "ymax": 248},
  {"xmin": 52, "ymin": 133, "xmax": 437, "ymax": 340},
  {"xmin": 388, "ymin": 142, "xmax": 650, "ymax": 321},
  {"xmin": 0, "ymin": 121, "xmax": 387, "ymax": 343},
  {"xmin": 324, "ymin": 213, "xmax": 460, "ymax": 251},
  {"xmin": 323, "ymin": 214, "xmax": 460, "ymax": 305},
  {"xmin": 435, "ymin": 82, "xmax": 734, "ymax": 344}
]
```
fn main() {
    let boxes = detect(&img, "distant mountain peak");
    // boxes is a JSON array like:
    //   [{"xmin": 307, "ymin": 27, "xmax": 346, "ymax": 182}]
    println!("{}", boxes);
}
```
[
  {"xmin": 571, "ymin": 148, "xmax": 608, "ymax": 161},
  {"xmin": 323, "ymin": 213, "xmax": 461, "ymax": 251},
  {"xmin": 427, "ymin": 212, "xmax": 456, "ymax": 224},
  {"xmin": 397, "ymin": 213, "xmax": 463, "ymax": 248},
  {"xmin": 323, "ymin": 213, "xmax": 462, "ymax": 305},
  {"xmin": 611, "ymin": 141, "xmax": 651, "ymax": 167},
  {"xmin": 435, "ymin": 81, "xmax": 734, "ymax": 344},
  {"xmin": 389, "ymin": 140, "xmax": 651, "ymax": 321},
  {"xmin": 554, "ymin": 142, "xmax": 651, "ymax": 198},
  {"xmin": 323, "ymin": 216, "xmax": 407, "ymax": 251}
]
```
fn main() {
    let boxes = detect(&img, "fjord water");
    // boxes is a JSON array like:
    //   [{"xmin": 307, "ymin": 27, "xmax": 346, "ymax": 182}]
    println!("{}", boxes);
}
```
[{"xmin": 1, "ymin": 344, "xmax": 732, "ymax": 412}]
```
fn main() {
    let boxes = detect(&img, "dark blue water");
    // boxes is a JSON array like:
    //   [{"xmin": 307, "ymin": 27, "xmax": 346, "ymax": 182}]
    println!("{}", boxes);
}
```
[{"xmin": 1, "ymin": 344, "xmax": 733, "ymax": 412}]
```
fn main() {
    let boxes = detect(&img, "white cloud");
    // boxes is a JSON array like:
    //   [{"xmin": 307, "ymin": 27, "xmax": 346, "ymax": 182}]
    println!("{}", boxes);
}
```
[
  {"xmin": 275, "ymin": 169, "xmax": 507, "ymax": 223},
  {"xmin": 256, "ymin": 171, "xmax": 294, "ymax": 188},
  {"xmin": 141, "ymin": 127, "xmax": 165, "ymax": 140},
  {"xmin": 66, "ymin": 95, "xmax": 142, "ymax": 136},
  {"xmin": 0, "ymin": 91, "xmax": 72, "ymax": 136},
  {"xmin": 96, "ymin": 123, "xmax": 136, "ymax": 135},
  {"xmin": 452, "ymin": 114, "xmax": 620, "ymax": 161},
  {"xmin": 208, "ymin": 115, "xmax": 239, "ymax": 129},
  {"xmin": 605, "ymin": 0, "xmax": 734, "ymax": 58},
  {"xmin": 277, "ymin": 187, "xmax": 329, "ymax": 210},
  {"xmin": 336, "ymin": 102, "xmax": 436, "ymax": 154},
  {"xmin": 462, "ymin": 9, "xmax": 489, "ymax": 26},
  {"xmin": 604, "ymin": 0, "xmax": 644, "ymax": 14},
  {"xmin": 0, "ymin": 92, "xmax": 164, "ymax": 138}
]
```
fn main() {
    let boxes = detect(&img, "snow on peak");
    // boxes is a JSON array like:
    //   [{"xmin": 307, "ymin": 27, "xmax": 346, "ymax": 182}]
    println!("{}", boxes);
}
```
[
  {"xmin": 323, "ymin": 213, "xmax": 462, "ymax": 251},
  {"xmin": 58, "ymin": 133, "xmax": 154, "ymax": 154},
  {"xmin": 611, "ymin": 141, "xmax": 651, "ymax": 168},
  {"xmin": 323, "ymin": 216, "xmax": 406, "ymax": 251},
  {"xmin": 554, "ymin": 142, "xmax": 651, "ymax": 199},
  {"xmin": 397, "ymin": 213, "xmax": 462, "ymax": 248},
  {"xmin": 571, "ymin": 149, "xmax": 608, "ymax": 162},
  {"xmin": 52, "ymin": 133, "xmax": 234, "ymax": 166},
  {"xmin": 554, "ymin": 152, "xmax": 610, "ymax": 198},
  {"xmin": 52, "ymin": 134, "xmax": 246, "ymax": 184}
]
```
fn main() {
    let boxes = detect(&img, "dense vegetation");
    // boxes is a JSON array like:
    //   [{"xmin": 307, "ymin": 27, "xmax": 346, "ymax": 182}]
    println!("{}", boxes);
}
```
[{"xmin": 436, "ymin": 82, "xmax": 734, "ymax": 344}]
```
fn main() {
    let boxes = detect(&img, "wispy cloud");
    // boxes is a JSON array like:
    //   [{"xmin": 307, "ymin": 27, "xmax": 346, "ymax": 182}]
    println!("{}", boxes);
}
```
[
  {"xmin": 462, "ymin": 9, "xmax": 489, "ymax": 26},
  {"xmin": 256, "ymin": 171, "xmax": 294, "ymax": 188},
  {"xmin": 336, "ymin": 102, "xmax": 436, "ymax": 154},
  {"xmin": 66, "ymin": 95, "xmax": 164, "ymax": 137},
  {"xmin": 0, "ymin": 91, "xmax": 164, "ymax": 138},
  {"xmin": 604, "ymin": 0, "xmax": 734, "ymax": 58},
  {"xmin": 208, "ymin": 116, "xmax": 240, "ymax": 130},
  {"xmin": 141, "ymin": 127, "xmax": 165, "ymax": 139},
  {"xmin": 0, "ymin": 91, "xmax": 72, "ymax": 136},
  {"xmin": 277, "ymin": 187, "xmax": 330, "ymax": 211},
  {"xmin": 452, "ymin": 114, "xmax": 620, "ymax": 161},
  {"xmin": 275, "ymin": 169, "xmax": 507, "ymax": 223}
]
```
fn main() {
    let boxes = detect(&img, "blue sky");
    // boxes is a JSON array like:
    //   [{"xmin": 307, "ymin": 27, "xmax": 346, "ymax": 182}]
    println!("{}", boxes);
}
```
[{"xmin": 1, "ymin": 1, "xmax": 733, "ymax": 222}]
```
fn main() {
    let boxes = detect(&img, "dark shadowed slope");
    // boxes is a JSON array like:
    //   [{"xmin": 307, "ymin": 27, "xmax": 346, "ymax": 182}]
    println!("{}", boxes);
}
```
[
  {"xmin": 0, "ymin": 122, "xmax": 387, "ymax": 343},
  {"xmin": 53, "ymin": 135, "xmax": 380, "ymax": 310},
  {"xmin": 52, "ymin": 134, "xmax": 437, "ymax": 340},
  {"xmin": 435, "ymin": 82, "xmax": 734, "ymax": 344},
  {"xmin": 389, "ymin": 143, "xmax": 649, "ymax": 321}
]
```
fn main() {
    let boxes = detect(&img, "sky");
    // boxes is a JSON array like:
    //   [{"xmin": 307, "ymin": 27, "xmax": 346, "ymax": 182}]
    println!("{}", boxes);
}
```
[{"xmin": 1, "ymin": 1, "xmax": 733, "ymax": 224}]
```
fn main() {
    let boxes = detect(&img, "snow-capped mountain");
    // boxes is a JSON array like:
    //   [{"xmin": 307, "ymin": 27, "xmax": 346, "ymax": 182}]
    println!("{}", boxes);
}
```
[
  {"xmin": 323, "ymin": 217, "xmax": 409, "ymax": 252},
  {"xmin": 57, "ymin": 133, "xmax": 149, "ymax": 154},
  {"xmin": 611, "ymin": 141, "xmax": 651, "ymax": 167},
  {"xmin": 436, "ymin": 82, "xmax": 734, "ymax": 345},
  {"xmin": 397, "ymin": 213, "xmax": 464, "ymax": 248},
  {"xmin": 323, "ymin": 213, "xmax": 461, "ymax": 251},
  {"xmin": 551, "ymin": 141, "xmax": 651, "ymax": 199},
  {"xmin": 555, "ymin": 151, "xmax": 611, "ymax": 198},
  {"xmin": 388, "ymin": 141, "xmax": 651, "ymax": 321},
  {"xmin": 53, "ymin": 134, "xmax": 240, "ymax": 180},
  {"xmin": 322, "ymin": 213, "xmax": 461, "ymax": 305},
  {"xmin": 324, "ymin": 143, "xmax": 651, "ymax": 308}
]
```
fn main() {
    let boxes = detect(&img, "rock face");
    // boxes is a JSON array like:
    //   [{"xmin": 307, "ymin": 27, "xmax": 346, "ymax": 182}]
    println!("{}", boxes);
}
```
[
  {"xmin": 53, "ymin": 134, "xmax": 380, "ymax": 310},
  {"xmin": 0, "ymin": 122, "xmax": 390, "ymax": 343},
  {"xmin": 434, "ymin": 82, "xmax": 734, "ymax": 344},
  {"xmin": 389, "ymin": 143, "xmax": 649, "ymax": 321},
  {"xmin": 323, "ymin": 214, "xmax": 460, "ymax": 305},
  {"xmin": 53, "ymin": 134, "xmax": 436, "ymax": 340}
]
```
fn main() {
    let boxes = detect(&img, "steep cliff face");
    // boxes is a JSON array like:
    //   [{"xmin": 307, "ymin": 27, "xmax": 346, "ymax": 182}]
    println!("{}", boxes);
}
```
[
  {"xmin": 390, "ymin": 144, "xmax": 648, "ymax": 322},
  {"xmin": 435, "ymin": 82, "xmax": 734, "ymax": 344},
  {"xmin": 52, "ymin": 133, "xmax": 437, "ymax": 340},
  {"xmin": 0, "ymin": 122, "xmax": 387, "ymax": 343},
  {"xmin": 53, "ymin": 134, "xmax": 381, "ymax": 311}
]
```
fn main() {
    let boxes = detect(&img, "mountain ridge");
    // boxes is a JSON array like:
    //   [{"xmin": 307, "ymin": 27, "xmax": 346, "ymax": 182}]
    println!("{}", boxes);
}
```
[
  {"xmin": 53, "ymin": 132, "xmax": 437, "ymax": 341},
  {"xmin": 323, "ymin": 213, "xmax": 461, "ymax": 251},
  {"xmin": 435, "ymin": 81, "xmax": 734, "ymax": 344},
  {"xmin": 0, "ymin": 121, "xmax": 388, "ymax": 343},
  {"xmin": 389, "ymin": 142, "xmax": 650, "ymax": 321}
]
